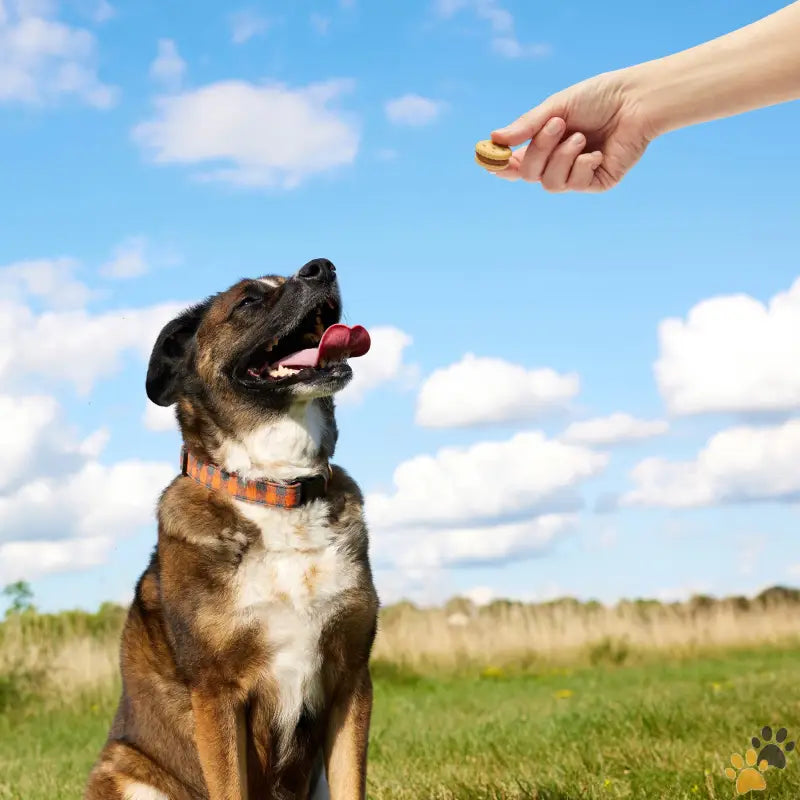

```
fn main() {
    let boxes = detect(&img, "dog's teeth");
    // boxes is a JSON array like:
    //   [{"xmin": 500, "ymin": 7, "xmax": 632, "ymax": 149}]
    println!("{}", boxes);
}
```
[{"xmin": 268, "ymin": 364, "xmax": 301, "ymax": 379}]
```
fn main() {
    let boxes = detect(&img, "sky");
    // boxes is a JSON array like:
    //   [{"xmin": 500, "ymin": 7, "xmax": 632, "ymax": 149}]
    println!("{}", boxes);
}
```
[{"xmin": 1, "ymin": 0, "xmax": 799, "ymax": 613}]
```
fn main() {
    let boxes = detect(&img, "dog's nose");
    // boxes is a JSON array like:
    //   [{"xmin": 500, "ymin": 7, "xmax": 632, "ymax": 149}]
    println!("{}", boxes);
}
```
[{"xmin": 297, "ymin": 258, "xmax": 336, "ymax": 284}]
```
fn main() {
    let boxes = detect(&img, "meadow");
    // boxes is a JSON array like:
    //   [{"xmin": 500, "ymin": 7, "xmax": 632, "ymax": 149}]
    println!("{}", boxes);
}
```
[{"xmin": 2, "ymin": 586, "xmax": 800, "ymax": 799}]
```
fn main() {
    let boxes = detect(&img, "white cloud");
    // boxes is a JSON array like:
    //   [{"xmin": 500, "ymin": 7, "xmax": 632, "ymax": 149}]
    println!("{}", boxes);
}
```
[
  {"xmin": 133, "ymin": 79, "xmax": 359, "ymax": 189},
  {"xmin": 0, "ymin": 393, "xmax": 108, "ymax": 492},
  {"xmin": 339, "ymin": 326, "xmax": 415, "ymax": 404},
  {"xmin": 433, "ymin": 0, "xmax": 549, "ymax": 60},
  {"xmin": 0, "ymin": 256, "xmax": 181, "ymax": 583},
  {"xmin": 656, "ymin": 277, "xmax": 800, "ymax": 415},
  {"xmin": 561, "ymin": 413, "xmax": 669, "ymax": 446},
  {"xmin": 375, "ymin": 514, "xmax": 576, "ymax": 570},
  {"xmin": 416, "ymin": 354, "xmax": 579, "ymax": 428},
  {"xmin": 0, "ymin": 253, "xmax": 185, "ymax": 394},
  {"xmin": 0, "ymin": 399, "xmax": 171, "ymax": 582},
  {"xmin": 230, "ymin": 9, "xmax": 269, "ymax": 44},
  {"xmin": 366, "ymin": 427, "xmax": 601, "ymax": 584},
  {"xmin": 0, "ymin": 297, "xmax": 184, "ymax": 394},
  {"xmin": 373, "ymin": 514, "xmax": 575, "ymax": 570},
  {"xmin": 0, "ymin": 458, "xmax": 173, "ymax": 543},
  {"xmin": 100, "ymin": 236, "xmax": 149, "ymax": 279},
  {"xmin": 375, "ymin": 147, "xmax": 398, "ymax": 161},
  {"xmin": 788, "ymin": 564, "xmax": 800, "ymax": 578},
  {"xmin": 149, "ymin": 38, "xmax": 185, "ymax": 92},
  {"xmin": 0, "ymin": 1, "xmax": 117, "ymax": 107},
  {"xmin": 366, "ymin": 431, "xmax": 607, "ymax": 530},
  {"xmin": 385, "ymin": 94, "xmax": 444, "ymax": 127},
  {"xmin": 0, "ymin": 394, "xmax": 59, "ymax": 490},
  {"xmin": 623, "ymin": 419, "xmax": 800, "ymax": 508},
  {"xmin": 0, "ymin": 257, "xmax": 92, "ymax": 308},
  {"xmin": 310, "ymin": 13, "xmax": 330, "ymax": 34},
  {"xmin": 0, "ymin": 536, "xmax": 112, "ymax": 583},
  {"xmin": 143, "ymin": 401, "xmax": 177, "ymax": 432}
]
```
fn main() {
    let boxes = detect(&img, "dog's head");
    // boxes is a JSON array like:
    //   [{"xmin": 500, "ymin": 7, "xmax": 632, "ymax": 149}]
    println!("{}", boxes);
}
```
[{"xmin": 145, "ymin": 259, "xmax": 369, "ymax": 462}]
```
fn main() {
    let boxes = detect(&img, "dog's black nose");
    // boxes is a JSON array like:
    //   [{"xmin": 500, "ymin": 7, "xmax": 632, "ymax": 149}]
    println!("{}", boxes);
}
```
[{"xmin": 297, "ymin": 258, "xmax": 336, "ymax": 283}]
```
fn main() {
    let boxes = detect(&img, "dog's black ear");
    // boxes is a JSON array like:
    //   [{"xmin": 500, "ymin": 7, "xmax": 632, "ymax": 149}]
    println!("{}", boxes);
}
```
[{"xmin": 146, "ymin": 303, "xmax": 207, "ymax": 407}]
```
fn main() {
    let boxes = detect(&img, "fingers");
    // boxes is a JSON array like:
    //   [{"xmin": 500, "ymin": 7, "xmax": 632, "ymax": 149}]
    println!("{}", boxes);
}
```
[
  {"xmin": 566, "ymin": 151, "xmax": 604, "ymax": 191},
  {"xmin": 492, "ymin": 102, "xmax": 561, "ymax": 148},
  {"xmin": 494, "ymin": 144, "xmax": 528, "ymax": 181},
  {"xmin": 539, "ymin": 132, "xmax": 586, "ymax": 190},
  {"xmin": 518, "ymin": 118, "xmax": 566, "ymax": 181},
  {"xmin": 492, "ymin": 132, "xmax": 604, "ymax": 193}
]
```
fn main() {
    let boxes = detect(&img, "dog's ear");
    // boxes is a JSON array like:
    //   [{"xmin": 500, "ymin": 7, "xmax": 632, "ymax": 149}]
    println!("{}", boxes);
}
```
[{"xmin": 146, "ymin": 303, "xmax": 208, "ymax": 407}]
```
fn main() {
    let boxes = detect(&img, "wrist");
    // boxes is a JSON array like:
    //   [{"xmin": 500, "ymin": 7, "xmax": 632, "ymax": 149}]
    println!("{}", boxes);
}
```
[{"xmin": 619, "ymin": 57, "xmax": 698, "ymax": 140}]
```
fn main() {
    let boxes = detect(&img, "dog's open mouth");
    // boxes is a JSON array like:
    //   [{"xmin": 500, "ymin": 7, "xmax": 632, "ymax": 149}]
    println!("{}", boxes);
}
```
[{"xmin": 238, "ymin": 305, "xmax": 371, "ymax": 385}]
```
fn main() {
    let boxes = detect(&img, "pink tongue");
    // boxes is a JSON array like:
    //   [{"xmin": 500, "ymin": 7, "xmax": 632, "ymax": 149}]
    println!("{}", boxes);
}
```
[{"xmin": 276, "ymin": 324, "xmax": 371, "ymax": 368}]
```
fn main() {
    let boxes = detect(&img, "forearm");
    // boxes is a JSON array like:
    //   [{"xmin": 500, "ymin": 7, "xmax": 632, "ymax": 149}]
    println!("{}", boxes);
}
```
[{"xmin": 626, "ymin": 1, "xmax": 800, "ymax": 136}]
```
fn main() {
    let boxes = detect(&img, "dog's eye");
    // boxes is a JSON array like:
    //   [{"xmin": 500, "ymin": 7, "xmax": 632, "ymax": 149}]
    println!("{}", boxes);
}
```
[{"xmin": 237, "ymin": 295, "xmax": 261, "ymax": 309}]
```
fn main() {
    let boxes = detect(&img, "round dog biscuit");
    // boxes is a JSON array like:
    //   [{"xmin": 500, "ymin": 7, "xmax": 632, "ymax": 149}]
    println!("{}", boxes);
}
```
[{"xmin": 475, "ymin": 140, "xmax": 512, "ymax": 172}]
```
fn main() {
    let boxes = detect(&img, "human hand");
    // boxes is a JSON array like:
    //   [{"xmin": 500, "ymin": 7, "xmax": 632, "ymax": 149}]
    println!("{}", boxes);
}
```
[{"xmin": 491, "ymin": 69, "xmax": 656, "ymax": 192}]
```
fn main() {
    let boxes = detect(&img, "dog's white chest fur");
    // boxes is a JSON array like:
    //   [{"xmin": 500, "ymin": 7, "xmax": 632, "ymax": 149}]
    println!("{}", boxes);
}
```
[
  {"xmin": 217, "ymin": 404, "xmax": 357, "ymax": 751},
  {"xmin": 233, "ymin": 498, "xmax": 357, "ymax": 749},
  {"xmin": 217, "ymin": 405, "xmax": 326, "ymax": 482}
]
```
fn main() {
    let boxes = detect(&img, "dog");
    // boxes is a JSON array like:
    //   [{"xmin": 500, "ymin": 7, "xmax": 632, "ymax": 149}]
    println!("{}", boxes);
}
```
[{"xmin": 85, "ymin": 259, "xmax": 379, "ymax": 800}]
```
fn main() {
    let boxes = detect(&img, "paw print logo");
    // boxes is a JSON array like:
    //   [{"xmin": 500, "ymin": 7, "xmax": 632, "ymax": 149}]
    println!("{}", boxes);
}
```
[
  {"xmin": 724, "ymin": 725, "xmax": 795, "ymax": 795},
  {"xmin": 751, "ymin": 726, "xmax": 795, "ymax": 769},
  {"xmin": 724, "ymin": 749, "xmax": 768, "ymax": 795}
]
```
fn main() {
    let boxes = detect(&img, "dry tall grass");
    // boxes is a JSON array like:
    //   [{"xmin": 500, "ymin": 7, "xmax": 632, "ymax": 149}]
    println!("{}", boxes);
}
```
[
  {"xmin": 372, "ymin": 588, "xmax": 800, "ymax": 671},
  {"xmin": 0, "ymin": 604, "xmax": 123, "ymax": 703},
  {"xmin": 1, "ymin": 588, "xmax": 799, "ymax": 702}
]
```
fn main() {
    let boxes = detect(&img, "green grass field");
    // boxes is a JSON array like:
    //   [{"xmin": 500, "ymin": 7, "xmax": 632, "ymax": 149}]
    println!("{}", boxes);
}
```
[{"xmin": 1, "ymin": 646, "xmax": 799, "ymax": 800}]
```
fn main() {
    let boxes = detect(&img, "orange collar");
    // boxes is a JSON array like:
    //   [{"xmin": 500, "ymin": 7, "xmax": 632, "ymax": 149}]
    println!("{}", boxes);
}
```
[{"xmin": 180, "ymin": 447, "xmax": 329, "ymax": 509}]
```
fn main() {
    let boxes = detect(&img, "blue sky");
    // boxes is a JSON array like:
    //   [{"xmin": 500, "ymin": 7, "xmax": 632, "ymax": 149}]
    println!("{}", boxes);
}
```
[{"xmin": 1, "ymin": 0, "xmax": 799, "ymax": 613}]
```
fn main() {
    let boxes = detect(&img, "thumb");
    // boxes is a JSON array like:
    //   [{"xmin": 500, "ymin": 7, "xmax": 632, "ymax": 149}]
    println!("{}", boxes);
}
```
[{"xmin": 492, "ymin": 100, "xmax": 563, "ymax": 147}]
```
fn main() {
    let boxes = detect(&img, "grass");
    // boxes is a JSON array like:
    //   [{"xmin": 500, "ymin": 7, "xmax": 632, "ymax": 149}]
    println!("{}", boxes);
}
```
[
  {"xmin": 371, "ymin": 588, "xmax": 800, "ymax": 671},
  {"xmin": 2, "ymin": 646, "xmax": 800, "ymax": 799}
]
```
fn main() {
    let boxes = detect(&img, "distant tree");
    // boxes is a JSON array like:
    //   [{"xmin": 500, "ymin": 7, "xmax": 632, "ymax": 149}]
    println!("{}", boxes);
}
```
[{"xmin": 2, "ymin": 581, "xmax": 35, "ymax": 616}]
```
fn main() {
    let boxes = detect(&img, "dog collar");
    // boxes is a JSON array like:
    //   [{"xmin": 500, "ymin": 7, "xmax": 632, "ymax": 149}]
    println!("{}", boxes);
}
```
[{"xmin": 180, "ymin": 446, "xmax": 330, "ymax": 509}]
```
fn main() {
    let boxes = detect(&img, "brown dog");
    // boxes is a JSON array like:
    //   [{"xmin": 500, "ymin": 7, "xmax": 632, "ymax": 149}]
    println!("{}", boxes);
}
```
[{"xmin": 86, "ymin": 260, "xmax": 379, "ymax": 800}]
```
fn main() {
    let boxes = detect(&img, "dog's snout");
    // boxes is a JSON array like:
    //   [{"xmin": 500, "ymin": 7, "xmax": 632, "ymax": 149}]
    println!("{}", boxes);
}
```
[{"xmin": 297, "ymin": 258, "xmax": 336, "ymax": 284}]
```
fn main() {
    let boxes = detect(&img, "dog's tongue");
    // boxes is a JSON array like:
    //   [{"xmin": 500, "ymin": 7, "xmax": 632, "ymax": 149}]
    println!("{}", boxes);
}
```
[{"xmin": 276, "ymin": 324, "xmax": 371, "ymax": 368}]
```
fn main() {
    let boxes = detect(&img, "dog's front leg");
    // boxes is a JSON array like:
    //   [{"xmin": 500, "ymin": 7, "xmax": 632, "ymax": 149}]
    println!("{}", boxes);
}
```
[
  {"xmin": 191, "ymin": 690, "xmax": 250, "ymax": 800},
  {"xmin": 324, "ymin": 668, "xmax": 373, "ymax": 800}
]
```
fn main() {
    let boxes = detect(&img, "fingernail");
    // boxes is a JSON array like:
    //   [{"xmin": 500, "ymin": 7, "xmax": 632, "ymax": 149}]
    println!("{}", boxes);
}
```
[
  {"xmin": 545, "ymin": 118, "xmax": 563, "ymax": 135},
  {"xmin": 571, "ymin": 132, "xmax": 586, "ymax": 146}
]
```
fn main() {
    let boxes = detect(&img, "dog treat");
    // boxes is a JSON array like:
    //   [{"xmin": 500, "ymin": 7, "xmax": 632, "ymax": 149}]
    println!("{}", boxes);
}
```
[{"xmin": 475, "ymin": 139, "xmax": 512, "ymax": 172}]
